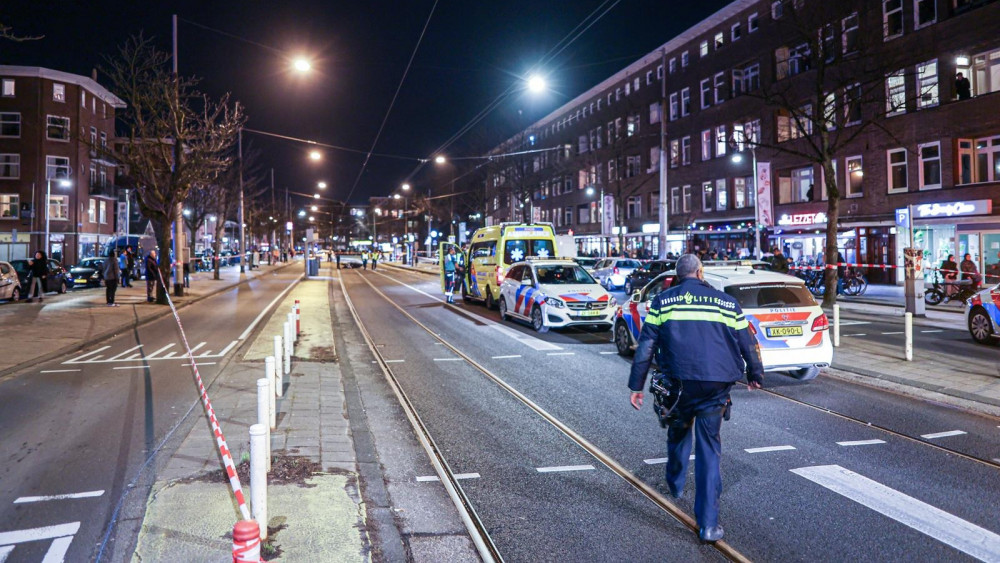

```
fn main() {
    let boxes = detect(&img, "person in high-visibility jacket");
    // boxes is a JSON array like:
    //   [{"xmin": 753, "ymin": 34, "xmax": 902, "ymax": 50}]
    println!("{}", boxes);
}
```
[
  {"xmin": 361, "ymin": 250, "xmax": 369, "ymax": 270},
  {"xmin": 628, "ymin": 253, "xmax": 763, "ymax": 544},
  {"xmin": 443, "ymin": 246, "xmax": 459, "ymax": 303}
]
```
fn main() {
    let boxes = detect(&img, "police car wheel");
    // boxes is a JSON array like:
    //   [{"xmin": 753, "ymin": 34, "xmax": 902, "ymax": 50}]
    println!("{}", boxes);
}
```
[
  {"xmin": 531, "ymin": 306, "xmax": 549, "ymax": 333},
  {"xmin": 614, "ymin": 321, "xmax": 633, "ymax": 356},
  {"xmin": 968, "ymin": 308, "xmax": 996, "ymax": 344},
  {"xmin": 792, "ymin": 366, "xmax": 820, "ymax": 380},
  {"xmin": 498, "ymin": 297, "xmax": 508, "ymax": 320}
]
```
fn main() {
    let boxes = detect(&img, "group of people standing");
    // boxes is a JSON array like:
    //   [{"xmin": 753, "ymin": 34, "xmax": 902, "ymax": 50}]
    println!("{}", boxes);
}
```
[
  {"xmin": 360, "ymin": 249, "xmax": 382, "ymax": 270},
  {"xmin": 101, "ymin": 246, "xmax": 158, "ymax": 307}
]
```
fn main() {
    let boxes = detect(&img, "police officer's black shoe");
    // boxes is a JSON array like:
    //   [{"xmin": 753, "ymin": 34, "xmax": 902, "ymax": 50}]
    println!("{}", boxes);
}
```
[{"xmin": 698, "ymin": 526, "xmax": 724, "ymax": 543}]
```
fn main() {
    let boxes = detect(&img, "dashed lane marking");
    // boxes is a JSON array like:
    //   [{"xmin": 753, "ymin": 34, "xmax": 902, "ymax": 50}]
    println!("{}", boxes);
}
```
[
  {"xmin": 599, "ymin": 351, "xmax": 618, "ymax": 355},
  {"xmin": 882, "ymin": 331, "xmax": 904, "ymax": 335},
  {"xmin": 643, "ymin": 456, "xmax": 696, "ymax": 465},
  {"xmin": 385, "ymin": 359, "xmax": 405, "ymax": 363},
  {"xmin": 0, "ymin": 521, "xmax": 80, "ymax": 561},
  {"xmin": 416, "ymin": 473, "xmax": 480, "ymax": 482},
  {"xmin": 40, "ymin": 369, "xmax": 81, "ymax": 374},
  {"xmin": 14, "ymin": 490, "xmax": 104, "ymax": 504},
  {"xmin": 792, "ymin": 464, "xmax": 1000, "ymax": 561},
  {"xmin": 112, "ymin": 366, "xmax": 147, "ymax": 371},
  {"xmin": 921, "ymin": 430, "xmax": 967, "ymax": 440},
  {"xmin": 536, "ymin": 465, "xmax": 595, "ymax": 473},
  {"xmin": 837, "ymin": 439, "xmax": 886, "ymax": 447},
  {"xmin": 547, "ymin": 352, "xmax": 574, "ymax": 356},
  {"xmin": 745, "ymin": 445, "xmax": 796, "ymax": 454},
  {"xmin": 843, "ymin": 334, "xmax": 867, "ymax": 337},
  {"xmin": 838, "ymin": 320, "xmax": 871, "ymax": 326},
  {"xmin": 491, "ymin": 355, "xmax": 522, "ymax": 359},
  {"xmin": 921, "ymin": 329, "xmax": 944, "ymax": 333},
  {"xmin": 182, "ymin": 362, "xmax": 216, "ymax": 367}
]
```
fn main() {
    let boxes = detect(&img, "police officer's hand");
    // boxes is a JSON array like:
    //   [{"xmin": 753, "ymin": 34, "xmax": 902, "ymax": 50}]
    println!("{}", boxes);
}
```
[
  {"xmin": 747, "ymin": 381, "xmax": 762, "ymax": 390},
  {"xmin": 630, "ymin": 391, "xmax": 643, "ymax": 410}
]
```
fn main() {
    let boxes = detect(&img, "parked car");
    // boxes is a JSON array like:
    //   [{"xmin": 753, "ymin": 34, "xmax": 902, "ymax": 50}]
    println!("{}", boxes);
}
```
[
  {"xmin": 965, "ymin": 286, "xmax": 1000, "ymax": 344},
  {"xmin": 591, "ymin": 258, "xmax": 641, "ymax": 290},
  {"xmin": 624, "ymin": 259, "xmax": 676, "ymax": 295},
  {"xmin": 0, "ymin": 260, "xmax": 21, "ymax": 301},
  {"xmin": 69, "ymin": 257, "xmax": 107, "ymax": 288},
  {"xmin": 703, "ymin": 259, "xmax": 773, "ymax": 271},
  {"xmin": 497, "ymin": 258, "xmax": 615, "ymax": 332},
  {"xmin": 10, "ymin": 258, "xmax": 70, "ymax": 297},
  {"xmin": 573, "ymin": 257, "xmax": 600, "ymax": 272}
]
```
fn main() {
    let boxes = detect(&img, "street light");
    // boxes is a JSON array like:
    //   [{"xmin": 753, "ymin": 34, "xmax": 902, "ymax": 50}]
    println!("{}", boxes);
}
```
[
  {"xmin": 309, "ymin": 150, "xmax": 322, "ymax": 161},
  {"xmin": 311, "ymin": 205, "xmax": 318, "ymax": 211},
  {"xmin": 527, "ymin": 75, "xmax": 546, "ymax": 93},
  {"xmin": 292, "ymin": 58, "xmax": 312, "ymax": 73},
  {"xmin": 731, "ymin": 139, "xmax": 761, "ymax": 259},
  {"xmin": 392, "ymin": 194, "xmax": 400, "ymax": 200},
  {"xmin": 317, "ymin": 181, "xmax": 327, "ymax": 189},
  {"xmin": 44, "ymin": 178, "xmax": 72, "ymax": 257},
  {"xmin": 401, "ymin": 183, "xmax": 411, "ymax": 191},
  {"xmin": 313, "ymin": 193, "xmax": 320, "ymax": 199},
  {"xmin": 434, "ymin": 155, "xmax": 446, "ymax": 165}
]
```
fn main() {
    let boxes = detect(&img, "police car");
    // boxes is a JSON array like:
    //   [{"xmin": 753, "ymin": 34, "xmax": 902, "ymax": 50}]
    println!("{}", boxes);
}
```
[
  {"xmin": 965, "ymin": 285, "xmax": 1000, "ymax": 344},
  {"xmin": 498, "ymin": 259, "xmax": 616, "ymax": 333},
  {"xmin": 614, "ymin": 266, "xmax": 832, "ymax": 380}
]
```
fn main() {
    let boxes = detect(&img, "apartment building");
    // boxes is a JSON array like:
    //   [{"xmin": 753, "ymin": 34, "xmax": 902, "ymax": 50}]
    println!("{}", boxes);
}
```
[
  {"xmin": 476, "ymin": 0, "xmax": 1000, "ymax": 282},
  {"xmin": 0, "ymin": 66, "xmax": 125, "ymax": 264}
]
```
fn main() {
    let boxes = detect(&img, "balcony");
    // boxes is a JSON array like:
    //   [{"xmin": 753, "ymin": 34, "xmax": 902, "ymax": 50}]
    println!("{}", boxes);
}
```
[{"xmin": 88, "ymin": 181, "xmax": 118, "ymax": 198}]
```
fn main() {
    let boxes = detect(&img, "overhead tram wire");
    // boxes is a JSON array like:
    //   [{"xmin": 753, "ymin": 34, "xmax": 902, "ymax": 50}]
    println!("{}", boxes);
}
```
[{"xmin": 343, "ymin": 0, "xmax": 440, "ymax": 203}]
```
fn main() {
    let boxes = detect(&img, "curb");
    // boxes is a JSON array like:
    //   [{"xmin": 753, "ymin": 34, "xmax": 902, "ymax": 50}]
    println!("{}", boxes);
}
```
[
  {"xmin": 381, "ymin": 262, "xmax": 437, "ymax": 276},
  {"xmin": 0, "ymin": 262, "xmax": 299, "ymax": 381},
  {"xmin": 835, "ymin": 296, "xmax": 964, "ymax": 315}
]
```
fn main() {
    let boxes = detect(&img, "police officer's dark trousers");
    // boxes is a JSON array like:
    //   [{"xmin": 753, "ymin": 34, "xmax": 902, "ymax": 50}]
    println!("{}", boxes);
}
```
[{"xmin": 665, "ymin": 381, "xmax": 732, "ymax": 530}]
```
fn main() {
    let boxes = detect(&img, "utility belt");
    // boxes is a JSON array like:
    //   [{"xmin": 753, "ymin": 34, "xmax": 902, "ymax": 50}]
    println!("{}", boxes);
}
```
[{"xmin": 649, "ymin": 371, "xmax": 732, "ymax": 428}]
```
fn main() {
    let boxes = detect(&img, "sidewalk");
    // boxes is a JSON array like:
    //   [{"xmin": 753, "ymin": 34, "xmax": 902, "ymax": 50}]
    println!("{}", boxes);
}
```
[
  {"xmin": 0, "ymin": 260, "xmax": 298, "ymax": 378},
  {"xmin": 836, "ymin": 283, "xmax": 965, "ymax": 314}
]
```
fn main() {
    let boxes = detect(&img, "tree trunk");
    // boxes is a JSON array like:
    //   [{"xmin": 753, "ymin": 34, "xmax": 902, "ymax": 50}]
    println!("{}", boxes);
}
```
[
  {"xmin": 213, "ymin": 223, "xmax": 224, "ymax": 280},
  {"xmin": 822, "ymin": 161, "xmax": 840, "ymax": 308},
  {"xmin": 156, "ymin": 216, "xmax": 172, "ymax": 305}
]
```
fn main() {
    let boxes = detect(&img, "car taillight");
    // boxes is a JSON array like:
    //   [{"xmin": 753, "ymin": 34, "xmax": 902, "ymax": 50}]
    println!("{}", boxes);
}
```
[
  {"xmin": 747, "ymin": 321, "xmax": 757, "ymax": 335},
  {"xmin": 496, "ymin": 265, "xmax": 504, "ymax": 286},
  {"xmin": 811, "ymin": 314, "xmax": 829, "ymax": 332},
  {"xmin": 613, "ymin": 266, "xmax": 619, "ymax": 275}
]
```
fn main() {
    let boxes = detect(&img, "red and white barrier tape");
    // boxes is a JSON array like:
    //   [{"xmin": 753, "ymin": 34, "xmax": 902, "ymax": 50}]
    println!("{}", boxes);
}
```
[
  {"xmin": 788, "ymin": 262, "xmax": 999, "ymax": 282},
  {"xmin": 152, "ymin": 269, "xmax": 251, "ymax": 521}
]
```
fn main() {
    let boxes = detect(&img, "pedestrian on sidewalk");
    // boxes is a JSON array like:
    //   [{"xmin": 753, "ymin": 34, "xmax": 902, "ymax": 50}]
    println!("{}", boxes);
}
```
[
  {"xmin": 183, "ymin": 259, "xmax": 191, "ymax": 288},
  {"xmin": 336, "ymin": 251, "xmax": 341, "ymax": 269},
  {"xmin": 628, "ymin": 254, "xmax": 763, "ymax": 543},
  {"xmin": 26, "ymin": 250, "xmax": 48, "ymax": 302},
  {"xmin": 123, "ymin": 246, "xmax": 135, "ymax": 287},
  {"xmin": 103, "ymin": 250, "xmax": 121, "ymax": 307},
  {"xmin": 145, "ymin": 249, "xmax": 159, "ymax": 302}
]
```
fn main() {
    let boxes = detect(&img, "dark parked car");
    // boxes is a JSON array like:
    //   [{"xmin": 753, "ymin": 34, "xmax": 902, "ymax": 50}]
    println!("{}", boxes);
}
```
[
  {"xmin": 624, "ymin": 259, "xmax": 676, "ymax": 295},
  {"xmin": 10, "ymin": 258, "xmax": 70, "ymax": 297},
  {"xmin": 69, "ymin": 257, "xmax": 107, "ymax": 288}
]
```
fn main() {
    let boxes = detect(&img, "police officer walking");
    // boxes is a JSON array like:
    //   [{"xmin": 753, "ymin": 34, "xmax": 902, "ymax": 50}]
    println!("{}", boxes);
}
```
[{"xmin": 628, "ymin": 253, "xmax": 763, "ymax": 543}]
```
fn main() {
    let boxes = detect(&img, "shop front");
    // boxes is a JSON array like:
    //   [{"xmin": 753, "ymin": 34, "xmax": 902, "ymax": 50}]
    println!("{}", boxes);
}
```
[
  {"xmin": 776, "ymin": 211, "xmax": 897, "ymax": 284},
  {"xmin": 901, "ymin": 199, "xmax": 1000, "ymax": 284},
  {"xmin": 688, "ymin": 217, "xmax": 757, "ymax": 257}
]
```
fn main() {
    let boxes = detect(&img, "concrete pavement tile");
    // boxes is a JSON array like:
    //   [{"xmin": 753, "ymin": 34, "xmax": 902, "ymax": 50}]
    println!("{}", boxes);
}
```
[
  {"xmin": 408, "ymin": 534, "xmax": 480, "ymax": 563},
  {"xmin": 384, "ymin": 482, "xmax": 469, "ymax": 536}
]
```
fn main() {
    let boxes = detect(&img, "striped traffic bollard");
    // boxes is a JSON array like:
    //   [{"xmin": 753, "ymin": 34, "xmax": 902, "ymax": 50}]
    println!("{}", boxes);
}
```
[
  {"xmin": 231, "ymin": 520, "xmax": 260, "ymax": 562},
  {"xmin": 273, "ymin": 336, "xmax": 284, "ymax": 396},
  {"xmin": 294, "ymin": 299, "xmax": 301, "ymax": 336}
]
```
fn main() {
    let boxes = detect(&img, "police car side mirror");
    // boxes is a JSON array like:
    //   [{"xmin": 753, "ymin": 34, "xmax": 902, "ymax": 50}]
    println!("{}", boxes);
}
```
[{"xmin": 630, "ymin": 291, "xmax": 641, "ymax": 303}]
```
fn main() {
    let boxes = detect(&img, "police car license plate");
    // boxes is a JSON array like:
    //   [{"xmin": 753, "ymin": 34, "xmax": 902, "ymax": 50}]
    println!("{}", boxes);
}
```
[
  {"xmin": 578, "ymin": 309, "xmax": 603, "ymax": 317},
  {"xmin": 766, "ymin": 326, "xmax": 802, "ymax": 338}
]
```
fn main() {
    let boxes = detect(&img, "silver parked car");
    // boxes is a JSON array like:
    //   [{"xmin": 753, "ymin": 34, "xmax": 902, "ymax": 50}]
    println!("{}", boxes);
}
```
[
  {"xmin": 0, "ymin": 261, "xmax": 20, "ymax": 301},
  {"xmin": 591, "ymin": 258, "xmax": 641, "ymax": 290}
]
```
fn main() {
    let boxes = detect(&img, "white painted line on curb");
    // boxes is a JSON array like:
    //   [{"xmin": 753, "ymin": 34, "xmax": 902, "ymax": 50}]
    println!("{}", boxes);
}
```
[
  {"xmin": 882, "ymin": 331, "xmax": 904, "ymax": 335},
  {"xmin": 14, "ymin": 490, "xmax": 104, "ymax": 504},
  {"xmin": 385, "ymin": 359, "xmax": 405, "ymax": 363},
  {"xmin": 921, "ymin": 430, "xmax": 967, "ymax": 440},
  {"xmin": 547, "ymin": 352, "xmax": 574, "ymax": 356},
  {"xmin": 745, "ymin": 445, "xmax": 796, "ymax": 454},
  {"xmin": 491, "ymin": 355, "xmax": 522, "ymax": 359},
  {"xmin": 837, "ymin": 439, "xmax": 886, "ymax": 447},
  {"xmin": 643, "ymin": 455, "xmax": 695, "ymax": 465},
  {"xmin": 791, "ymin": 464, "xmax": 1000, "ymax": 561},
  {"xmin": 416, "ymin": 473, "xmax": 480, "ymax": 482},
  {"xmin": 433, "ymin": 358, "xmax": 462, "ymax": 362},
  {"xmin": 843, "ymin": 333, "xmax": 867, "ymax": 337},
  {"xmin": 536, "ymin": 464, "xmax": 595, "ymax": 473},
  {"xmin": 599, "ymin": 351, "xmax": 618, "ymax": 354},
  {"xmin": 40, "ymin": 369, "xmax": 81, "ymax": 374},
  {"xmin": 921, "ymin": 329, "xmax": 944, "ymax": 333},
  {"xmin": 239, "ymin": 277, "xmax": 301, "ymax": 340},
  {"xmin": 112, "ymin": 366, "xmax": 147, "ymax": 371}
]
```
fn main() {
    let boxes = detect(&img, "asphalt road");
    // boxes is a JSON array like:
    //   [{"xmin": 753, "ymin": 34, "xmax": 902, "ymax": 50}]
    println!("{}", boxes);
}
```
[
  {"xmin": 343, "ymin": 266, "xmax": 1000, "ymax": 562},
  {"xmin": 0, "ymin": 267, "xmax": 300, "ymax": 562}
]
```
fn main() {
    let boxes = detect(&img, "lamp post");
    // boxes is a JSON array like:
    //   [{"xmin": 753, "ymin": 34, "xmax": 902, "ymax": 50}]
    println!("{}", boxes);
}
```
[
  {"xmin": 732, "ymin": 144, "xmax": 761, "ymax": 259},
  {"xmin": 44, "ymin": 178, "xmax": 72, "ymax": 257}
]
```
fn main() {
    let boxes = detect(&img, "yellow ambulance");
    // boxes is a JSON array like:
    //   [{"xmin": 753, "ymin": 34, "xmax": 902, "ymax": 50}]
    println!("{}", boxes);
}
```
[{"xmin": 460, "ymin": 223, "xmax": 558, "ymax": 308}]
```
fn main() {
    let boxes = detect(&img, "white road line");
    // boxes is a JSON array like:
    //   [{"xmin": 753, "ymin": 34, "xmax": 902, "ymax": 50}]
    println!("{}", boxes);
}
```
[
  {"xmin": 843, "ymin": 333, "xmax": 867, "ymax": 337},
  {"xmin": 433, "ymin": 358, "xmax": 462, "ymax": 362},
  {"xmin": 643, "ymin": 456, "xmax": 696, "ymax": 464},
  {"xmin": 105, "ymin": 345, "xmax": 143, "ymax": 361},
  {"xmin": 182, "ymin": 362, "xmax": 216, "ymax": 367},
  {"xmin": 536, "ymin": 464, "xmax": 595, "ymax": 473},
  {"xmin": 112, "ymin": 366, "xmax": 147, "ymax": 371},
  {"xmin": 745, "ymin": 445, "xmax": 797, "ymax": 454},
  {"xmin": 239, "ymin": 276, "xmax": 302, "ymax": 340},
  {"xmin": 215, "ymin": 340, "xmax": 238, "ymax": 357},
  {"xmin": 882, "ymin": 331, "xmax": 904, "ymax": 335},
  {"xmin": 188, "ymin": 342, "xmax": 206, "ymax": 355},
  {"xmin": 921, "ymin": 430, "xmax": 967, "ymax": 440},
  {"xmin": 65, "ymin": 346, "xmax": 110, "ymax": 363},
  {"xmin": 416, "ymin": 473, "xmax": 481, "ymax": 482},
  {"xmin": 0, "ymin": 545, "xmax": 13, "ymax": 560},
  {"xmin": 14, "ymin": 490, "xmax": 104, "ymax": 504},
  {"xmin": 791, "ymin": 464, "xmax": 1000, "ymax": 561},
  {"xmin": 838, "ymin": 320, "xmax": 871, "ymax": 326},
  {"xmin": 385, "ymin": 359, "xmax": 405, "ymax": 363},
  {"xmin": 547, "ymin": 352, "xmax": 575, "ymax": 356},
  {"xmin": 145, "ymin": 343, "xmax": 175, "ymax": 359},
  {"xmin": 921, "ymin": 329, "xmax": 944, "ymax": 333},
  {"xmin": 599, "ymin": 351, "xmax": 618, "ymax": 355},
  {"xmin": 40, "ymin": 369, "xmax": 81, "ymax": 374},
  {"xmin": 491, "ymin": 355, "xmax": 522, "ymax": 359},
  {"xmin": 837, "ymin": 439, "xmax": 887, "ymax": 447},
  {"xmin": 0, "ymin": 522, "xmax": 80, "ymax": 557}
]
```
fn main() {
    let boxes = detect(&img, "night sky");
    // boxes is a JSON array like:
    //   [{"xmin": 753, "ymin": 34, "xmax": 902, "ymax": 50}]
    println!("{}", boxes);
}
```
[{"xmin": 4, "ymin": 1, "xmax": 732, "ymax": 209}]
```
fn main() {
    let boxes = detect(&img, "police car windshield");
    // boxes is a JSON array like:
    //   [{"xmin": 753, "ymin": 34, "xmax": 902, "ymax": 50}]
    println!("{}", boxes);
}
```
[
  {"xmin": 724, "ymin": 283, "xmax": 816, "ymax": 308},
  {"xmin": 504, "ymin": 239, "xmax": 555, "ymax": 265},
  {"xmin": 535, "ymin": 265, "xmax": 596, "ymax": 285}
]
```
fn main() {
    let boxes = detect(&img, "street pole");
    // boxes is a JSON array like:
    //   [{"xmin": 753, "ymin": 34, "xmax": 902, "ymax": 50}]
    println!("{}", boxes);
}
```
[
  {"xmin": 752, "ymin": 146, "xmax": 761, "ymax": 259},
  {"xmin": 270, "ymin": 168, "xmax": 275, "ymax": 252},
  {"xmin": 657, "ymin": 47, "xmax": 669, "ymax": 259},
  {"xmin": 172, "ymin": 14, "xmax": 185, "ymax": 296},
  {"xmin": 238, "ymin": 127, "xmax": 246, "ymax": 273},
  {"xmin": 44, "ymin": 179, "xmax": 51, "ymax": 256}
]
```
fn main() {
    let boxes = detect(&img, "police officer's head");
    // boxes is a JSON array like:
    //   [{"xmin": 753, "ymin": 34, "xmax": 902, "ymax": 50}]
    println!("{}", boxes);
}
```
[{"xmin": 676, "ymin": 253, "xmax": 703, "ymax": 281}]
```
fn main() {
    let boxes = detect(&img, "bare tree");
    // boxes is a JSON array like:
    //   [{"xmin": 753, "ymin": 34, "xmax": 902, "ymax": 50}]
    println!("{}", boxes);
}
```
[
  {"xmin": 742, "ymin": 0, "xmax": 917, "ymax": 305},
  {"xmin": 0, "ymin": 20, "xmax": 42, "ymax": 41},
  {"xmin": 103, "ymin": 34, "xmax": 244, "ymax": 302}
]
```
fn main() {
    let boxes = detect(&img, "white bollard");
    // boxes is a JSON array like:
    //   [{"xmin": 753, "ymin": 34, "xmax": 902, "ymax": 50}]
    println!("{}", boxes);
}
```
[
  {"xmin": 273, "ymin": 336, "xmax": 284, "ymax": 396},
  {"xmin": 264, "ymin": 356, "xmax": 276, "ymax": 428},
  {"xmin": 256, "ymin": 378, "xmax": 271, "ymax": 472},
  {"xmin": 249, "ymin": 424, "xmax": 268, "ymax": 540},
  {"xmin": 904, "ymin": 312, "xmax": 913, "ymax": 361},
  {"xmin": 283, "ymin": 322, "xmax": 292, "ymax": 374},
  {"xmin": 833, "ymin": 304, "xmax": 840, "ymax": 348},
  {"xmin": 288, "ymin": 312, "xmax": 297, "ymax": 343}
]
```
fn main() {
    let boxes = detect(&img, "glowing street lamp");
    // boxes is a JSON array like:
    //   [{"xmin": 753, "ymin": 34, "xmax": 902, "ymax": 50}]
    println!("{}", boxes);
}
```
[
  {"xmin": 434, "ymin": 155, "xmax": 446, "ymax": 165},
  {"xmin": 317, "ymin": 181, "xmax": 327, "ymax": 189},
  {"xmin": 311, "ymin": 205, "xmax": 318, "ymax": 211},
  {"xmin": 527, "ymin": 74, "xmax": 546, "ymax": 93},
  {"xmin": 313, "ymin": 193, "xmax": 320, "ymax": 199},
  {"xmin": 298, "ymin": 210, "xmax": 306, "ymax": 217},
  {"xmin": 401, "ymin": 183, "xmax": 411, "ymax": 191},
  {"xmin": 309, "ymin": 150, "xmax": 322, "ymax": 161},
  {"xmin": 292, "ymin": 58, "xmax": 312, "ymax": 73}
]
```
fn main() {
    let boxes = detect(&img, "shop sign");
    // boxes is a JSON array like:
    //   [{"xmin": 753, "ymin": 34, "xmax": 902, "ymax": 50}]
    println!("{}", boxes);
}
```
[
  {"xmin": 914, "ymin": 200, "xmax": 991, "ymax": 219},
  {"xmin": 641, "ymin": 223, "xmax": 660, "ymax": 234},
  {"xmin": 777, "ymin": 212, "xmax": 827, "ymax": 226}
]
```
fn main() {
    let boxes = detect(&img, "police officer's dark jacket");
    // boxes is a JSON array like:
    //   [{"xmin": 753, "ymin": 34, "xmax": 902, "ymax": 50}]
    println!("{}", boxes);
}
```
[{"xmin": 628, "ymin": 277, "xmax": 764, "ymax": 392}]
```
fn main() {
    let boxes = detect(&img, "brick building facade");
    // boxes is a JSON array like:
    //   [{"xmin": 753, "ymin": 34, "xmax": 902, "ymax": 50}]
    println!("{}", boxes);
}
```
[
  {"xmin": 0, "ymin": 66, "xmax": 125, "ymax": 265},
  {"xmin": 474, "ymin": 0, "xmax": 1000, "ymax": 283}
]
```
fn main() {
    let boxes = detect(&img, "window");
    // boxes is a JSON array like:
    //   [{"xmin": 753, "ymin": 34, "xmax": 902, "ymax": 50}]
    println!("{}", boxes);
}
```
[
  {"xmin": 918, "ymin": 142, "xmax": 941, "ymax": 189},
  {"xmin": 627, "ymin": 155, "xmax": 641, "ymax": 177},
  {"xmin": 714, "ymin": 32, "xmax": 724, "ymax": 50},
  {"xmin": 917, "ymin": 59, "xmax": 938, "ymax": 108},
  {"xmin": 89, "ymin": 163, "xmax": 97, "ymax": 186},
  {"xmin": 700, "ymin": 78, "xmax": 712, "ymax": 109},
  {"xmin": 616, "ymin": 87, "xmax": 622, "ymax": 101},
  {"xmin": 972, "ymin": 136, "xmax": 1000, "ymax": 184},
  {"xmin": 714, "ymin": 72, "xmax": 726, "ymax": 104},
  {"xmin": 716, "ymin": 179, "xmax": 728, "ymax": 210},
  {"xmin": 564, "ymin": 207, "xmax": 573, "ymax": 226},
  {"xmin": 844, "ymin": 84, "xmax": 862, "ymax": 125},
  {"xmin": 627, "ymin": 196, "xmax": 642, "ymax": 219},
  {"xmin": 715, "ymin": 125, "xmax": 727, "ymax": 157},
  {"xmin": 842, "ymin": 13, "xmax": 859, "ymax": 54},
  {"xmin": 971, "ymin": 48, "xmax": 1000, "ymax": 96},
  {"xmin": 46, "ymin": 115, "xmax": 70, "ymax": 141},
  {"xmin": 88, "ymin": 198, "xmax": 97, "ymax": 223},
  {"xmin": 90, "ymin": 126, "xmax": 97, "ymax": 149},
  {"xmin": 81, "ymin": 91, "xmax": 86, "ymax": 107},
  {"xmin": 649, "ymin": 101, "xmax": 661, "ymax": 124},
  {"xmin": 682, "ymin": 185, "xmax": 692, "ymax": 213},
  {"xmin": 578, "ymin": 204, "xmax": 590, "ymax": 225},
  {"xmin": 1, "ymin": 79, "xmax": 13, "ymax": 97},
  {"xmin": 772, "ymin": 1, "xmax": 784, "ymax": 20},
  {"xmin": 627, "ymin": 114, "xmax": 638, "ymax": 136},
  {"xmin": 671, "ymin": 187, "xmax": 680, "ymax": 214},
  {"xmin": 0, "ymin": 194, "xmax": 18, "ymax": 218},
  {"xmin": 49, "ymin": 195, "xmax": 68, "ymax": 220},
  {"xmin": 649, "ymin": 147, "xmax": 660, "ymax": 172},
  {"xmin": 670, "ymin": 140, "xmax": 680, "ymax": 168},
  {"xmin": 700, "ymin": 40, "xmax": 709, "ymax": 57},
  {"xmin": 732, "ymin": 22, "xmax": 742, "ymax": 41},
  {"xmin": 887, "ymin": 148, "xmax": 908, "ymax": 192},
  {"xmin": 646, "ymin": 70, "xmax": 653, "ymax": 85},
  {"xmin": 786, "ymin": 166, "xmax": 815, "ymax": 203},
  {"xmin": 957, "ymin": 139, "xmax": 974, "ymax": 184},
  {"xmin": 845, "ymin": 156, "xmax": 864, "ymax": 197},
  {"xmin": 681, "ymin": 51, "xmax": 690, "ymax": 68},
  {"xmin": 823, "ymin": 92, "xmax": 837, "ymax": 130},
  {"xmin": 915, "ymin": 0, "xmax": 936, "ymax": 28},
  {"xmin": 46, "ymin": 156, "xmax": 71, "ymax": 180},
  {"xmin": 669, "ymin": 58, "xmax": 677, "ymax": 74},
  {"xmin": 52, "ymin": 83, "xmax": 65, "ymax": 102},
  {"xmin": 100, "ymin": 169, "xmax": 107, "ymax": 188},
  {"xmin": 608, "ymin": 159, "xmax": 618, "ymax": 181},
  {"xmin": 788, "ymin": 43, "xmax": 811, "ymax": 76},
  {"xmin": 680, "ymin": 88, "xmax": 690, "ymax": 116},
  {"xmin": 625, "ymin": 82, "xmax": 631, "ymax": 96},
  {"xmin": 669, "ymin": 92, "xmax": 679, "ymax": 121},
  {"xmin": 732, "ymin": 123, "xmax": 746, "ymax": 151},
  {"xmin": 702, "ymin": 130, "xmax": 712, "ymax": 160},
  {"xmin": 657, "ymin": 64, "xmax": 664, "ymax": 79},
  {"xmin": 703, "ymin": 181, "xmax": 715, "ymax": 212},
  {"xmin": 0, "ymin": 113, "xmax": 20, "ymax": 137},
  {"xmin": 634, "ymin": 77, "xmax": 640, "ymax": 92},
  {"xmin": 886, "ymin": 71, "xmax": 906, "ymax": 115},
  {"xmin": 732, "ymin": 69, "xmax": 744, "ymax": 97},
  {"xmin": 681, "ymin": 136, "xmax": 691, "ymax": 165},
  {"xmin": 748, "ymin": 13, "xmax": 759, "ymax": 32},
  {"xmin": 742, "ymin": 63, "xmax": 760, "ymax": 92},
  {"xmin": 0, "ymin": 154, "xmax": 19, "ymax": 179},
  {"xmin": 734, "ymin": 177, "xmax": 747, "ymax": 208},
  {"xmin": 884, "ymin": 0, "xmax": 903, "ymax": 39}
]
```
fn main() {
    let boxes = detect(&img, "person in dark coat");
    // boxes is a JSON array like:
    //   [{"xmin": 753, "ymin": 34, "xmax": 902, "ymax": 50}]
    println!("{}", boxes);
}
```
[
  {"xmin": 145, "ymin": 250, "xmax": 159, "ymax": 302},
  {"xmin": 956, "ymin": 72, "xmax": 971, "ymax": 100},
  {"xmin": 26, "ymin": 250, "xmax": 48, "ymax": 302},
  {"xmin": 103, "ymin": 250, "xmax": 121, "ymax": 306},
  {"xmin": 770, "ymin": 247, "xmax": 790, "ymax": 274},
  {"xmin": 123, "ymin": 246, "xmax": 135, "ymax": 287}
]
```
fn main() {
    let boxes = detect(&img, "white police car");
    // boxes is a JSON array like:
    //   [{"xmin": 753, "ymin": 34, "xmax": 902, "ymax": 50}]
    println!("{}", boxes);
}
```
[
  {"xmin": 498, "ymin": 259, "xmax": 616, "ymax": 333},
  {"xmin": 614, "ymin": 266, "xmax": 832, "ymax": 380},
  {"xmin": 965, "ymin": 285, "xmax": 1000, "ymax": 344}
]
